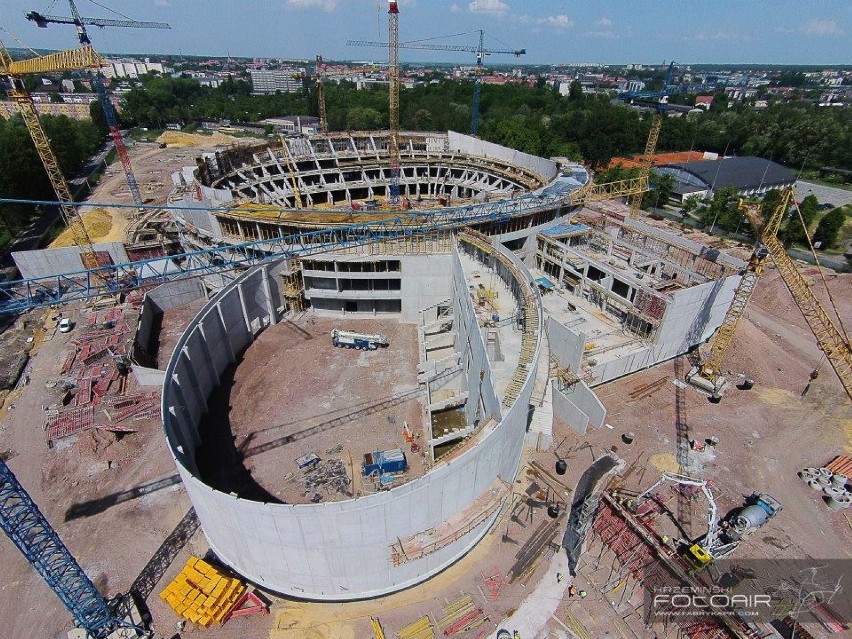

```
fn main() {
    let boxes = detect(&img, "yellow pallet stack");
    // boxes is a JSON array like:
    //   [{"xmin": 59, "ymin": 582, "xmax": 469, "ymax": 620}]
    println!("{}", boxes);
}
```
[{"xmin": 160, "ymin": 556, "xmax": 246, "ymax": 628}]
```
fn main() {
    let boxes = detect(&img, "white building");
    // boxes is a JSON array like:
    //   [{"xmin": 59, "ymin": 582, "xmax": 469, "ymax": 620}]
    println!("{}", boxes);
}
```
[
  {"xmin": 249, "ymin": 69, "xmax": 304, "ymax": 95},
  {"xmin": 103, "ymin": 59, "xmax": 165, "ymax": 79}
]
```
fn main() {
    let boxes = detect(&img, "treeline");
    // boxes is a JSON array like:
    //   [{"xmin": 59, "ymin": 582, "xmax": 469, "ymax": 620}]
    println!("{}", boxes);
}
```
[
  {"xmin": 119, "ymin": 75, "xmax": 852, "ymax": 173},
  {"xmin": 0, "ymin": 106, "xmax": 105, "ymax": 235}
]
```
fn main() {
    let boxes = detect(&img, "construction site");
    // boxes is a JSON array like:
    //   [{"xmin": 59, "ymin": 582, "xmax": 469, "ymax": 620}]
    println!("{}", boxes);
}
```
[{"xmin": 1, "ymin": 2, "xmax": 852, "ymax": 639}]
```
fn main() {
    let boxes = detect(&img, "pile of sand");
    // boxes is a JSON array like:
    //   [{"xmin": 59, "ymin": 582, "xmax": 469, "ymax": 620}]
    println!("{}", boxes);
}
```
[
  {"xmin": 50, "ymin": 208, "xmax": 116, "ymax": 248},
  {"xmin": 156, "ymin": 130, "xmax": 241, "ymax": 148}
]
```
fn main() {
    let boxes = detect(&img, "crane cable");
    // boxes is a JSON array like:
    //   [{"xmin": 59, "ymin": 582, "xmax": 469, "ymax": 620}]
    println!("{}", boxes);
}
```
[
  {"xmin": 0, "ymin": 26, "xmax": 44, "ymax": 58},
  {"xmin": 791, "ymin": 198, "xmax": 850, "ymax": 347},
  {"xmin": 86, "ymin": 0, "xmax": 138, "ymax": 23}
]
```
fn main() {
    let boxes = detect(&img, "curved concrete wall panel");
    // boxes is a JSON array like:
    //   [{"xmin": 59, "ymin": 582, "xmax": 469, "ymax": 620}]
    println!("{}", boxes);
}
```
[{"xmin": 162, "ymin": 248, "xmax": 541, "ymax": 600}]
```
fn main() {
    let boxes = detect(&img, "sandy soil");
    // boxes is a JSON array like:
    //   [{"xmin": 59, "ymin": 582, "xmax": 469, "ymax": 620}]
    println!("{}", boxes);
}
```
[{"xmin": 196, "ymin": 315, "xmax": 425, "ymax": 504}]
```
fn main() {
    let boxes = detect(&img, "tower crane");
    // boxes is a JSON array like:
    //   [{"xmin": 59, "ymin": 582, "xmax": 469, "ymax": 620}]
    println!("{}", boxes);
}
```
[
  {"xmin": 348, "ymin": 30, "xmax": 526, "ymax": 136},
  {"xmin": 315, "ymin": 54, "xmax": 328, "ymax": 136},
  {"xmin": 0, "ymin": 457, "xmax": 134, "ymax": 638},
  {"xmin": 689, "ymin": 187, "xmax": 852, "ymax": 401},
  {"xmin": 624, "ymin": 61, "xmax": 676, "ymax": 217},
  {"xmin": 386, "ymin": 0, "xmax": 401, "ymax": 206},
  {"xmin": 307, "ymin": 57, "xmax": 384, "ymax": 134},
  {"xmin": 0, "ymin": 38, "xmax": 102, "ymax": 261},
  {"xmin": 27, "ymin": 1, "xmax": 172, "ymax": 216}
]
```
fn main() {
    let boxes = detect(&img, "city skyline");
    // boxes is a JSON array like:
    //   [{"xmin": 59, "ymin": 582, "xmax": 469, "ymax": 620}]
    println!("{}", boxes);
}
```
[{"xmin": 1, "ymin": 0, "xmax": 850, "ymax": 66}]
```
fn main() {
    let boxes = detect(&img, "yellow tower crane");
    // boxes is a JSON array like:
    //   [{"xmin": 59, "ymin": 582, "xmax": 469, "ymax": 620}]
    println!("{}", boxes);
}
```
[
  {"xmin": 690, "ymin": 187, "xmax": 852, "ymax": 401},
  {"xmin": 0, "ymin": 39, "xmax": 103, "ymax": 263},
  {"xmin": 315, "ymin": 54, "xmax": 328, "ymax": 136},
  {"xmin": 627, "ymin": 61, "xmax": 675, "ymax": 218}
]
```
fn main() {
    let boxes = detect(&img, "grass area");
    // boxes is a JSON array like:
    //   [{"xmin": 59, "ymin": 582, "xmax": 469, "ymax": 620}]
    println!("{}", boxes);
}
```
[{"xmin": 798, "ymin": 171, "xmax": 852, "ymax": 192}]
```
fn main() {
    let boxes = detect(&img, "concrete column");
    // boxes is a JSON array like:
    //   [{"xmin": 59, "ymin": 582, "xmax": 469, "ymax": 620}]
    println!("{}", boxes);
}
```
[
  {"xmin": 236, "ymin": 282, "xmax": 254, "ymax": 336},
  {"xmin": 197, "ymin": 325, "xmax": 221, "ymax": 386},
  {"xmin": 261, "ymin": 264, "xmax": 278, "ymax": 325},
  {"xmin": 215, "ymin": 303, "xmax": 237, "ymax": 364}
]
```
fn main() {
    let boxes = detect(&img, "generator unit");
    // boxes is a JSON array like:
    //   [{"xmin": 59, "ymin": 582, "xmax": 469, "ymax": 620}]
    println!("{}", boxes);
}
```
[{"xmin": 362, "ymin": 448, "xmax": 407, "ymax": 477}]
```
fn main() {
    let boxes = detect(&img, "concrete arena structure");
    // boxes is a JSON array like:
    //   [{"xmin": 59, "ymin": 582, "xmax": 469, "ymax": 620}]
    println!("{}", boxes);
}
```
[
  {"xmin": 173, "ymin": 130, "xmax": 590, "ymax": 256},
  {"xmin": 158, "ymin": 130, "xmax": 747, "ymax": 601},
  {"xmin": 162, "ymin": 233, "xmax": 543, "ymax": 600}
]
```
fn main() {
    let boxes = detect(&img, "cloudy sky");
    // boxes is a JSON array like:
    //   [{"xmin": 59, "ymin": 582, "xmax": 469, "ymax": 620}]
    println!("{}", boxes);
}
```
[{"xmin": 1, "ymin": 0, "xmax": 849, "ymax": 64}]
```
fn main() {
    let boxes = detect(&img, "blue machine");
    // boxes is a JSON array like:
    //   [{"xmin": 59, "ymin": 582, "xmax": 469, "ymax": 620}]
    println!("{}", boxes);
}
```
[{"xmin": 362, "ymin": 448, "xmax": 407, "ymax": 477}]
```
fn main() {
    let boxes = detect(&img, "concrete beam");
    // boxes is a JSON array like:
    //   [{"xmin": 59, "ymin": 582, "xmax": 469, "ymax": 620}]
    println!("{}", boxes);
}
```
[{"xmin": 428, "ymin": 392, "xmax": 469, "ymax": 412}]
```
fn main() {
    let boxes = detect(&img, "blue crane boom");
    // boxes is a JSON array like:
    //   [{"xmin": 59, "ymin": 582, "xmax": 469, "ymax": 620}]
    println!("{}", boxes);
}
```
[{"xmin": 0, "ymin": 458, "xmax": 124, "ymax": 639}]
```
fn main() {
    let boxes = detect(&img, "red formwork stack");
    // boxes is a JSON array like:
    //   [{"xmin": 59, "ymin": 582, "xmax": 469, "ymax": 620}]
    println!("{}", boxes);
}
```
[
  {"xmin": 45, "ymin": 304, "xmax": 161, "ymax": 442},
  {"xmin": 590, "ymin": 494, "xmax": 761, "ymax": 639}
]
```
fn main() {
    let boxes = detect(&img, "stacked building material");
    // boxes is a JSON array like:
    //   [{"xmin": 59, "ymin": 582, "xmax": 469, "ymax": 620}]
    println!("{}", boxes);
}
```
[
  {"xmin": 45, "ymin": 405, "xmax": 95, "ymax": 440},
  {"xmin": 437, "ymin": 595, "xmax": 485, "ymax": 636},
  {"xmin": 46, "ymin": 305, "xmax": 160, "ymax": 440},
  {"xmin": 159, "ymin": 556, "xmax": 245, "ymax": 628},
  {"xmin": 303, "ymin": 458, "xmax": 351, "ymax": 496},
  {"xmin": 398, "ymin": 616, "xmax": 435, "ymax": 639}
]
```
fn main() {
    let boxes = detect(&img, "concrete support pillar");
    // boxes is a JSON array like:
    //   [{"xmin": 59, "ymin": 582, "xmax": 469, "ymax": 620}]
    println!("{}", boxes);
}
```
[
  {"xmin": 261, "ymin": 264, "xmax": 278, "ymax": 325},
  {"xmin": 197, "ymin": 325, "xmax": 221, "ymax": 386},
  {"xmin": 215, "ymin": 304, "xmax": 237, "ymax": 365},
  {"xmin": 236, "ymin": 282, "xmax": 253, "ymax": 336}
]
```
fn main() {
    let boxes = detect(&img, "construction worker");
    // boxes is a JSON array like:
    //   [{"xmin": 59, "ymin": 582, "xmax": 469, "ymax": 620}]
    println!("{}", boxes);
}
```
[
  {"xmin": 513, "ymin": 631, "xmax": 521, "ymax": 639},
  {"xmin": 578, "ymin": 590, "xmax": 588, "ymax": 599},
  {"xmin": 557, "ymin": 572, "xmax": 564, "ymax": 583}
]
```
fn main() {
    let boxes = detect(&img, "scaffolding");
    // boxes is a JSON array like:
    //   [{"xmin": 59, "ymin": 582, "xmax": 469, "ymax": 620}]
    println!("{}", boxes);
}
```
[{"xmin": 279, "ymin": 259, "xmax": 305, "ymax": 313}]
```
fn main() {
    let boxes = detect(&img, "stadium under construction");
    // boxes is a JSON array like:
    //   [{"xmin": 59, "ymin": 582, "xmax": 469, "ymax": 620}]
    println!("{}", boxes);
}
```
[{"xmin": 150, "ymin": 129, "xmax": 744, "ymax": 599}]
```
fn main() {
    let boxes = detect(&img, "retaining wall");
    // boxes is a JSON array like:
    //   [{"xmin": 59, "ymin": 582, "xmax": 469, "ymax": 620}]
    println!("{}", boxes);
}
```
[{"xmin": 161, "ymin": 244, "xmax": 541, "ymax": 599}]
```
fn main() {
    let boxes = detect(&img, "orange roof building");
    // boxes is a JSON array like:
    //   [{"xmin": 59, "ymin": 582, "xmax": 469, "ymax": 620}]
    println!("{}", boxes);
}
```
[{"xmin": 607, "ymin": 151, "xmax": 708, "ymax": 170}]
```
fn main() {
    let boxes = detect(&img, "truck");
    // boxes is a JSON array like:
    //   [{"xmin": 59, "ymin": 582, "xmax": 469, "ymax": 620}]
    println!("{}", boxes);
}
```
[
  {"xmin": 720, "ymin": 493, "xmax": 782, "ymax": 542},
  {"xmin": 331, "ymin": 329, "xmax": 388, "ymax": 350}
]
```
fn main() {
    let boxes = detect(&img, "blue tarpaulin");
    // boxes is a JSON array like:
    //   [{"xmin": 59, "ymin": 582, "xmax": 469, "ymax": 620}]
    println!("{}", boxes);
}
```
[
  {"xmin": 542, "ymin": 222, "xmax": 590, "ymax": 237},
  {"xmin": 535, "ymin": 276, "xmax": 555, "ymax": 291}
]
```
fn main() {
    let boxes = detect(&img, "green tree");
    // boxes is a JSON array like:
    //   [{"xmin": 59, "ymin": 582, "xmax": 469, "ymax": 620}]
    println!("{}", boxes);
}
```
[
  {"xmin": 760, "ymin": 189, "xmax": 784, "ymax": 222},
  {"xmin": 643, "ymin": 173, "xmax": 674, "ymax": 209},
  {"xmin": 346, "ymin": 106, "xmax": 383, "ymax": 130},
  {"xmin": 682, "ymin": 194, "xmax": 701, "ymax": 215},
  {"xmin": 812, "ymin": 208, "xmax": 847, "ymax": 249},
  {"xmin": 781, "ymin": 194, "xmax": 819, "ymax": 246},
  {"xmin": 89, "ymin": 100, "xmax": 109, "ymax": 138},
  {"xmin": 701, "ymin": 187, "xmax": 742, "ymax": 232},
  {"xmin": 568, "ymin": 80, "xmax": 583, "ymax": 101}
]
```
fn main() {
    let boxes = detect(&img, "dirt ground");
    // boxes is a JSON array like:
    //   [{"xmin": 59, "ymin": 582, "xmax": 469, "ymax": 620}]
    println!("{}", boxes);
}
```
[{"xmin": 196, "ymin": 315, "xmax": 425, "ymax": 504}]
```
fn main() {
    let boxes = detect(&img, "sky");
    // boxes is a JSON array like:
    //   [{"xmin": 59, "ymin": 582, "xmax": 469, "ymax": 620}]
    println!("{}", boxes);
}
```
[{"xmin": 1, "ymin": 0, "xmax": 850, "ymax": 65}]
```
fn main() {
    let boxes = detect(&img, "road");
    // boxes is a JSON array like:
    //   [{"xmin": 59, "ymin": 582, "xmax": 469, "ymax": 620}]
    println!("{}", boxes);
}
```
[
  {"xmin": 794, "ymin": 180, "xmax": 852, "ymax": 208},
  {"xmin": 0, "ymin": 140, "xmax": 115, "ymax": 270}
]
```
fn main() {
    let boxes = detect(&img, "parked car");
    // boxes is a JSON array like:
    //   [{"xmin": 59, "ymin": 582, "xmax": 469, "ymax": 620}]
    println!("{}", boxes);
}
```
[{"xmin": 58, "ymin": 318, "xmax": 73, "ymax": 333}]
